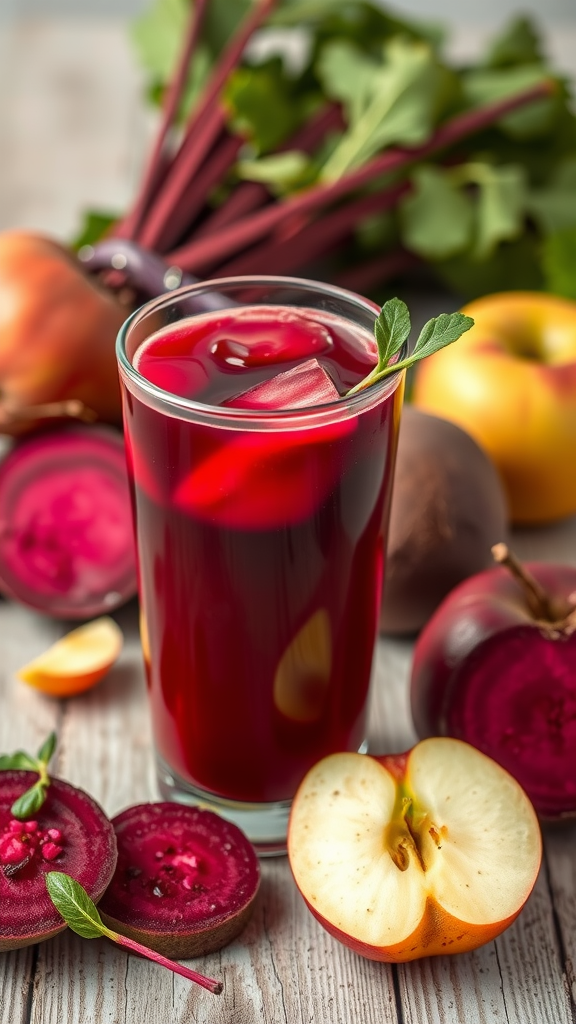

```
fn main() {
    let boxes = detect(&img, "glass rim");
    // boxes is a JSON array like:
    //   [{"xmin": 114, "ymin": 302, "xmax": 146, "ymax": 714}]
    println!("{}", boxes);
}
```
[{"xmin": 116, "ymin": 274, "xmax": 405, "ymax": 429}]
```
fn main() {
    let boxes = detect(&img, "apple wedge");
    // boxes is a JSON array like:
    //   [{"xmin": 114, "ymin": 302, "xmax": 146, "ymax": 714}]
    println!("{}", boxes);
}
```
[
  {"xmin": 17, "ymin": 617, "xmax": 123, "ymax": 698},
  {"xmin": 288, "ymin": 738, "xmax": 541, "ymax": 962}
]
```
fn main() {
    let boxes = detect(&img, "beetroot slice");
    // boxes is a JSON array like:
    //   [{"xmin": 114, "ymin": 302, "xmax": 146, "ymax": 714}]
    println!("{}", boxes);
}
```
[
  {"xmin": 227, "ymin": 358, "xmax": 340, "ymax": 410},
  {"xmin": 0, "ymin": 771, "xmax": 117, "ymax": 951},
  {"xmin": 0, "ymin": 425, "xmax": 137, "ymax": 618},
  {"xmin": 98, "ymin": 803, "xmax": 260, "ymax": 959}
]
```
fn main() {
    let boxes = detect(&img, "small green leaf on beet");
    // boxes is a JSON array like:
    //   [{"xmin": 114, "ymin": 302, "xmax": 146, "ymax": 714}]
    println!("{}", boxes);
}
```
[
  {"xmin": 45, "ymin": 872, "xmax": 111, "ymax": 940},
  {"xmin": 37, "ymin": 732, "xmax": 57, "ymax": 766},
  {"xmin": 0, "ymin": 751, "xmax": 38, "ymax": 771},
  {"xmin": 11, "ymin": 782, "xmax": 49, "ymax": 820},
  {"xmin": 6, "ymin": 786, "xmax": 42, "ymax": 819}
]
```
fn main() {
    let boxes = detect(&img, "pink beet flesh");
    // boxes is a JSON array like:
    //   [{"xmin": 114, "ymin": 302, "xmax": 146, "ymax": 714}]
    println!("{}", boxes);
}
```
[
  {"xmin": 98, "ymin": 803, "xmax": 260, "ymax": 957},
  {"xmin": 445, "ymin": 627, "xmax": 576, "ymax": 818},
  {"xmin": 0, "ymin": 426, "xmax": 137, "ymax": 618},
  {"xmin": 228, "ymin": 357, "xmax": 339, "ymax": 410},
  {"xmin": 0, "ymin": 771, "xmax": 117, "ymax": 951}
]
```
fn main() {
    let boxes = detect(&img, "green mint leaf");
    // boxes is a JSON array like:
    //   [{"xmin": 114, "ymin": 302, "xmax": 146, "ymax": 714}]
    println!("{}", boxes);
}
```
[
  {"xmin": 374, "ymin": 298, "xmax": 411, "ymax": 368},
  {"xmin": 11, "ymin": 782, "xmax": 48, "ymax": 820},
  {"xmin": 347, "ymin": 305, "xmax": 474, "ymax": 396},
  {"xmin": 0, "ymin": 751, "xmax": 38, "ymax": 771},
  {"xmin": 45, "ymin": 873, "xmax": 111, "ymax": 940},
  {"xmin": 413, "ymin": 312, "xmax": 475, "ymax": 358},
  {"xmin": 37, "ymin": 732, "xmax": 57, "ymax": 766},
  {"xmin": 401, "ymin": 165, "xmax": 474, "ymax": 260}
]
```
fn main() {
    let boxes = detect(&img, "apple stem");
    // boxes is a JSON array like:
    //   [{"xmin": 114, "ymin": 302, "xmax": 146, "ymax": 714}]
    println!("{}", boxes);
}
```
[{"xmin": 491, "ymin": 543, "xmax": 566, "ymax": 622}]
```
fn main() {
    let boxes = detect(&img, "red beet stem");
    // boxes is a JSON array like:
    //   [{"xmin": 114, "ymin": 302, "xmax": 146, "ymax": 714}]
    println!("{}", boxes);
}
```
[
  {"xmin": 151, "ymin": 131, "xmax": 244, "ymax": 252},
  {"xmin": 193, "ymin": 103, "xmax": 344, "ymax": 240},
  {"xmin": 167, "ymin": 79, "xmax": 554, "ymax": 274},
  {"xmin": 116, "ymin": 933, "xmax": 223, "ymax": 994},
  {"xmin": 218, "ymin": 181, "xmax": 409, "ymax": 277},
  {"xmin": 115, "ymin": 0, "xmax": 209, "ymax": 240},
  {"xmin": 138, "ymin": 0, "xmax": 278, "ymax": 252},
  {"xmin": 194, "ymin": 180, "xmax": 270, "ymax": 238}
]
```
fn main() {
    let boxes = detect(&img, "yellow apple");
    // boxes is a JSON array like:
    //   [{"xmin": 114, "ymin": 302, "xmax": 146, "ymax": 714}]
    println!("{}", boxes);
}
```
[
  {"xmin": 288, "ymin": 739, "xmax": 541, "ymax": 962},
  {"xmin": 412, "ymin": 292, "xmax": 576, "ymax": 524}
]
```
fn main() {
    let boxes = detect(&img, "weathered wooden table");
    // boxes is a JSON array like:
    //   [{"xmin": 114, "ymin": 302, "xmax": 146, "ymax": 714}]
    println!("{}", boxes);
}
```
[{"xmin": 1, "ymin": 16, "xmax": 575, "ymax": 1024}]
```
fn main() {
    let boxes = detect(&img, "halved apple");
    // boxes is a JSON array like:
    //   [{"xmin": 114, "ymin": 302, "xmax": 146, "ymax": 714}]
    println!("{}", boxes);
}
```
[
  {"xmin": 17, "ymin": 616, "xmax": 123, "ymax": 698},
  {"xmin": 288, "ymin": 738, "xmax": 541, "ymax": 961}
]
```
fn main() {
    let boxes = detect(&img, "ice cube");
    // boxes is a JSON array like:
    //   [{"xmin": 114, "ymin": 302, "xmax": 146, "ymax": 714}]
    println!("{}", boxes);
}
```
[
  {"xmin": 228, "ymin": 358, "xmax": 340, "ymax": 411},
  {"xmin": 209, "ymin": 308, "xmax": 333, "ymax": 369}
]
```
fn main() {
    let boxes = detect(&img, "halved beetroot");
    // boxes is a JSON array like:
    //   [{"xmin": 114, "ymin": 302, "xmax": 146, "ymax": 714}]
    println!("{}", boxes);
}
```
[
  {"xmin": 98, "ymin": 803, "xmax": 260, "ymax": 959},
  {"xmin": 0, "ymin": 771, "xmax": 117, "ymax": 951},
  {"xmin": 0, "ymin": 425, "xmax": 137, "ymax": 618}
]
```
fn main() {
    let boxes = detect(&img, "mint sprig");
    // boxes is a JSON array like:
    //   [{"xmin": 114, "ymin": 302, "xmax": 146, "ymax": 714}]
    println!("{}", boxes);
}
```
[
  {"xmin": 0, "ymin": 732, "xmax": 56, "ymax": 819},
  {"xmin": 45, "ymin": 872, "xmax": 223, "ymax": 995},
  {"xmin": 347, "ymin": 297, "xmax": 474, "ymax": 396}
]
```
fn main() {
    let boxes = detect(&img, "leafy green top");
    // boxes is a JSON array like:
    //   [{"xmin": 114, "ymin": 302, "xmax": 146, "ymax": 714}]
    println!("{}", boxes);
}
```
[
  {"xmin": 0, "ymin": 732, "xmax": 56, "ymax": 819},
  {"xmin": 347, "ymin": 297, "xmax": 474, "ymax": 396}
]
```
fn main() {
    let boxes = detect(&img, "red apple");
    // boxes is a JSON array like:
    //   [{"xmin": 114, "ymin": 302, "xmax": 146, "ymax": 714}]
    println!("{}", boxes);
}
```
[
  {"xmin": 288, "ymin": 738, "xmax": 541, "ymax": 962},
  {"xmin": 411, "ymin": 545, "xmax": 576, "ymax": 818}
]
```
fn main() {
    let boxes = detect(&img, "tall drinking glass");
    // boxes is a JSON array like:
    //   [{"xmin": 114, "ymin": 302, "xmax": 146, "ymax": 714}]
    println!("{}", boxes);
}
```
[{"xmin": 116, "ymin": 276, "xmax": 405, "ymax": 853}]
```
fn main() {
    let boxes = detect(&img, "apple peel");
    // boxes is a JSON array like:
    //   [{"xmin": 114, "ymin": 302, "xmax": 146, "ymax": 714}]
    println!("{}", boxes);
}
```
[
  {"xmin": 17, "ymin": 617, "xmax": 123, "ymax": 698},
  {"xmin": 288, "ymin": 739, "xmax": 541, "ymax": 962}
]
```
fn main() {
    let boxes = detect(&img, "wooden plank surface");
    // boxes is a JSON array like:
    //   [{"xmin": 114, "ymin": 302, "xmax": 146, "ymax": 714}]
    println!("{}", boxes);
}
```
[{"xmin": 1, "ymin": 15, "xmax": 576, "ymax": 1024}]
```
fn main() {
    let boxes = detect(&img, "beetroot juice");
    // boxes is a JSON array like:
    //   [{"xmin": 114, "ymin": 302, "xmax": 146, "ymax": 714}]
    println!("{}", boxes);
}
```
[{"xmin": 117, "ymin": 279, "xmax": 404, "ymax": 849}]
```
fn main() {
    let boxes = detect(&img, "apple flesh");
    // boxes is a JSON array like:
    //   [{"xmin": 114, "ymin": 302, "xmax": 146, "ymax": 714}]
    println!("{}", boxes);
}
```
[
  {"xmin": 412, "ymin": 291, "xmax": 576, "ymax": 524},
  {"xmin": 288, "ymin": 739, "xmax": 541, "ymax": 962},
  {"xmin": 411, "ymin": 555, "xmax": 576, "ymax": 819}
]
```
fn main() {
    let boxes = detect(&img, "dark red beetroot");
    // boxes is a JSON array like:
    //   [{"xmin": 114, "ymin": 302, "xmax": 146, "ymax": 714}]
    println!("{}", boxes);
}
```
[
  {"xmin": 410, "ymin": 548, "xmax": 576, "ymax": 819},
  {"xmin": 0, "ymin": 425, "xmax": 137, "ymax": 618},
  {"xmin": 98, "ymin": 803, "xmax": 260, "ymax": 958},
  {"xmin": 0, "ymin": 771, "xmax": 117, "ymax": 951}
]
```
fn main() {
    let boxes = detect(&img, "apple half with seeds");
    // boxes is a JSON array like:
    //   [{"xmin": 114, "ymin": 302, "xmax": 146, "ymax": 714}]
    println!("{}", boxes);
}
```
[{"xmin": 288, "ymin": 738, "xmax": 541, "ymax": 962}]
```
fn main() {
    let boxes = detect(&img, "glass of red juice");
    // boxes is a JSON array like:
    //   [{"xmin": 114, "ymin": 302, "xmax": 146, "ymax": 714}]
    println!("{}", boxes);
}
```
[{"xmin": 116, "ymin": 276, "xmax": 405, "ymax": 853}]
